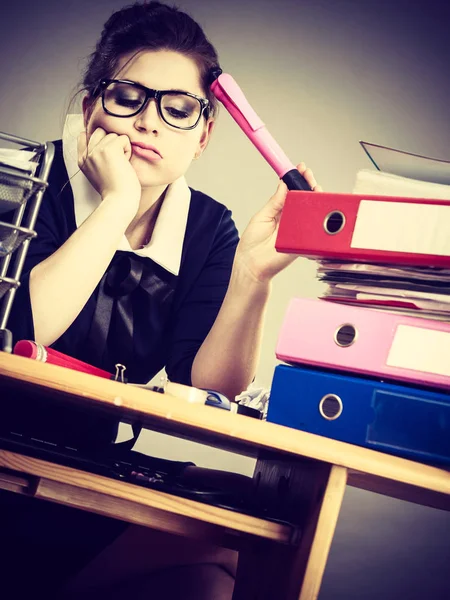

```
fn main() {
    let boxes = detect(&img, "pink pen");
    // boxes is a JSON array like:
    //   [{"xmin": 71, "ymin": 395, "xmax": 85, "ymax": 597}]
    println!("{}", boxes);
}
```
[{"xmin": 209, "ymin": 69, "xmax": 311, "ymax": 191}]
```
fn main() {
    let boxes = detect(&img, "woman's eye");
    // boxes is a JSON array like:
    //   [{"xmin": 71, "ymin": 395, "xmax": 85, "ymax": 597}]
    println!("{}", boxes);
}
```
[
  {"xmin": 164, "ymin": 106, "xmax": 190, "ymax": 119},
  {"xmin": 114, "ymin": 96, "xmax": 142, "ymax": 108}
]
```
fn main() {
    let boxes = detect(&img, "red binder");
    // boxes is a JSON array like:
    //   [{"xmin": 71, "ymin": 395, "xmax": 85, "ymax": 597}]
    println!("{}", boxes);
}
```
[
  {"xmin": 13, "ymin": 340, "xmax": 113, "ymax": 379},
  {"xmin": 275, "ymin": 191, "xmax": 450, "ymax": 267}
]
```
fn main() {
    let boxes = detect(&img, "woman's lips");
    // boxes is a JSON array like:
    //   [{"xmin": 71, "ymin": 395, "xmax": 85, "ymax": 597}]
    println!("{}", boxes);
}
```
[{"xmin": 131, "ymin": 144, "xmax": 162, "ymax": 162}]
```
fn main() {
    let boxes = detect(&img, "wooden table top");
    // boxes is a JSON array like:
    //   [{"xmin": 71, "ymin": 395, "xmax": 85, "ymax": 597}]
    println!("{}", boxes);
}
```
[{"xmin": 1, "ymin": 352, "xmax": 449, "ymax": 510}]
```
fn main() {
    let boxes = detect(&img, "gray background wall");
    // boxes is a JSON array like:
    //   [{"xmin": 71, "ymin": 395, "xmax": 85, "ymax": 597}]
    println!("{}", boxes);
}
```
[{"xmin": 2, "ymin": 0, "xmax": 449, "ymax": 597}]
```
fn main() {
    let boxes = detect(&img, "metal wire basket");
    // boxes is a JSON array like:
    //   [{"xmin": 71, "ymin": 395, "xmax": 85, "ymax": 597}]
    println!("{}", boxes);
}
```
[
  {"xmin": 0, "ymin": 276, "xmax": 19, "ymax": 301},
  {"xmin": 0, "ymin": 221, "xmax": 36, "ymax": 257},
  {"xmin": 0, "ymin": 132, "xmax": 55, "ymax": 352},
  {"xmin": 0, "ymin": 164, "xmax": 47, "ymax": 213}
]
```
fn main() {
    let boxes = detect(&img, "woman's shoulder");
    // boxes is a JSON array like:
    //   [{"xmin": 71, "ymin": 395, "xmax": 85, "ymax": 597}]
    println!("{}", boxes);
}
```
[
  {"xmin": 187, "ymin": 187, "xmax": 237, "ymax": 233},
  {"xmin": 188, "ymin": 187, "xmax": 231, "ymax": 214},
  {"xmin": 182, "ymin": 187, "xmax": 239, "ymax": 262}
]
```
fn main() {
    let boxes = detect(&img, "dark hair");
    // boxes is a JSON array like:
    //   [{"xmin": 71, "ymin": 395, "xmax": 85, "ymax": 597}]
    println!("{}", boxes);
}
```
[{"xmin": 82, "ymin": 1, "xmax": 220, "ymax": 118}]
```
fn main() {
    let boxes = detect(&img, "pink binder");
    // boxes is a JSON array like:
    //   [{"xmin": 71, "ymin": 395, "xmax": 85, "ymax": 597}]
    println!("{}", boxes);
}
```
[{"xmin": 276, "ymin": 298, "xmax": 450, "ymax": 390}]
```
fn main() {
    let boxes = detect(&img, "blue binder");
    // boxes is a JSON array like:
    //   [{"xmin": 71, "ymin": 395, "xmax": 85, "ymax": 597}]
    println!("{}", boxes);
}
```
[{"xmin": 267, "ymin": 364, "xmax": 450, "ymax": 466}]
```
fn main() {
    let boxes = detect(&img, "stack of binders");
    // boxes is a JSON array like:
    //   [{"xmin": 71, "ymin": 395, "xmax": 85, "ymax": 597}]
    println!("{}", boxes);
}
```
[{"xmin": 267, "ymin": 143, "xmax": 450, "ymax": 467}]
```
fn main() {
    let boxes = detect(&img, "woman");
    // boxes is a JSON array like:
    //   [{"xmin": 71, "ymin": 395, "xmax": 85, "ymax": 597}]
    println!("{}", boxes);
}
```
[{"xmin": 6, "ymin": 1, "xmax": 320, "ymax": 598}]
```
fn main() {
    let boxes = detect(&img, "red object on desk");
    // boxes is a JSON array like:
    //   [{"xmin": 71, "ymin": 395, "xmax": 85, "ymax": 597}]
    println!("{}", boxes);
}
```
[
  {"xmin": 276, "ymin": 191, "xmax": 450, "ymax": 267},
  {"xmin": 13, "ymin": 340, "xmax": 113, "ymax": 379}
]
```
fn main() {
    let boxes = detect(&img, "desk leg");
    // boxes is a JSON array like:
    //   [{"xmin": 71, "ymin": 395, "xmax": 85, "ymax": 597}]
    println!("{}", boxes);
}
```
[
  {"xmin": 296, "ymin": 464, "xmax": 347, "ymax": 600},
  {"xmin": 233, "ymin": 460, "xmax": 347, "ymax": 600}
]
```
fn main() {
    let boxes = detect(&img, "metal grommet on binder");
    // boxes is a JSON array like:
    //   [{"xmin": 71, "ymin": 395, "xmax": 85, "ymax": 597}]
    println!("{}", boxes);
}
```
[
  {"xmin": 334, "ymin": 323, "xmax": 358, "ymax": 347},
  {"xmin": 319, "ymin": 394, "xmax": 343, "ymax": 420},
  {"xmin": 323, "ymin": 210, "xmax": 345, "ymax": 235}
]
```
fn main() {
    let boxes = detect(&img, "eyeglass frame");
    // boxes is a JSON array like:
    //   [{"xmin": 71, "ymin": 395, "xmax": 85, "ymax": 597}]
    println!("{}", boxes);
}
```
[{"xmin": 95, "ymin": 78, "xmax": 211, "ymax": 130}]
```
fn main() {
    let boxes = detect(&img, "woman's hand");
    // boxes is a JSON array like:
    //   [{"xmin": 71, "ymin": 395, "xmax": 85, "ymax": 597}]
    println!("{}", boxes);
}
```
[
  {"xmin": 78, "ymin": 127, "xmax": 141, "ymax": 216},
  {"xmin": 234, "ymin": 163, "xmax": 322, "ymax": 283}
]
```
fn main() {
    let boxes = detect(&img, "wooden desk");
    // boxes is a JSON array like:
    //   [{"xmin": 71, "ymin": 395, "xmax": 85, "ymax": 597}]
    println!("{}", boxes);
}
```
[{"xmin": 0, "ymin": 352, "xmax": 449, "ymax": 599}]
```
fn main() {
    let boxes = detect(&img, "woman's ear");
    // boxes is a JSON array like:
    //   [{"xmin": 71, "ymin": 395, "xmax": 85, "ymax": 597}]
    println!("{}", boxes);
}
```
[
  {"xmin": 81, "ymin": 95, "xmax": 92, "ymax": 129},
  {"xmin": 196, "ymin": 118, "xmax": 215, "ymax": 158}
]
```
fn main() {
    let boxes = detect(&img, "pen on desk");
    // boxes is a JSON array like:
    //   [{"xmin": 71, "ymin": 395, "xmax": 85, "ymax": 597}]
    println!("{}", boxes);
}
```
[{"xmin": 209, "ymin": 69, "xmax": 311, "ymax": 191}]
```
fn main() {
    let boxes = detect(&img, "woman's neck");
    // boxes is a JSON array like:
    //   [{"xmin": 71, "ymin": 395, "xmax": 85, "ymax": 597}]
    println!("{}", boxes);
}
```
[{"xmin": 125, "ymin": 184, "xmax": 167, "ymax": 250}]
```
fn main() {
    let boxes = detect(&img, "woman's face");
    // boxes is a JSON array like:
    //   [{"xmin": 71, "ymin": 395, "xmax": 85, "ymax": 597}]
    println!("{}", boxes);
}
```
[{"xmin": 83, "ymin": 49, "xmax": 214, "ymax": 189}]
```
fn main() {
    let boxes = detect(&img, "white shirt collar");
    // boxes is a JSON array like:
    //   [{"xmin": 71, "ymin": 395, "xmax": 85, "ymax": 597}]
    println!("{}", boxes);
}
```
[{"xmin": 62, "ymin": 114, "xmax": 190, "ymax": 276}]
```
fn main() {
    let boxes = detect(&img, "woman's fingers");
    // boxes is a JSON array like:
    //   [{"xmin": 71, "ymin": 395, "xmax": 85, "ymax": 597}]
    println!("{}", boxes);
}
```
[
  {"xmin": 86, "ymin": 129, "xmax": 132, "ymax": 161},
  {"xmin": 77, "ymin": 131, "xmax": 88, "ymax": 167},
  {"xmin": 117, "ymin": 134, "xmax": 132, "ymax": 161},
  {"xmin": 253, "ymin": 179, "xmax": 288, "ymax": 222},
  {"xmin": 78, "ymin": 128, "xmax": 108, "ymax": 166},
  {"xmin": 78, "ymin": 129, "xmax": 132, "ymax": 170},
  {"xmin": 253, "ymin": 159, "xmax": 322, "ymax": 223},
  {"xmin": 268, "ymin": 179, "xmax": 289, "ymax": 214},
  {"xmin": 76, "ymin": 127, "xmax": 140, "ymax": 208},
  {"xmin": 86, "ymin": 127, "xmax": 108, "ymax": 153},
  {"xmin": 295, "ymin": 162, "xmax": 318, "ymax": 190}
]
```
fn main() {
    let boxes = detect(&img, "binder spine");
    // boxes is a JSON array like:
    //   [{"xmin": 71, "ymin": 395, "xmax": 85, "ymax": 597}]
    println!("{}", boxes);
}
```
[
  {"xmin": 268, "ymin": 364, "xmax": 450, "ymax": 465},
  {"xmin": 276, "ymin": 298, "xmax": 450, "ymax": 390}
]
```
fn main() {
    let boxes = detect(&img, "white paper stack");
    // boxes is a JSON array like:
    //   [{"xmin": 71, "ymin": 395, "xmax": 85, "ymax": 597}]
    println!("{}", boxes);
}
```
[{"xmin": 0, "ymin": 148, "xmax": 39, "ymax": 175}]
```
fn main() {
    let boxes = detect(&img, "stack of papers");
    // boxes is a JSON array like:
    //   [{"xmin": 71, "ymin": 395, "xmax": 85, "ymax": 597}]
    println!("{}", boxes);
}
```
[
  {"xmin": 318, "ymin": 142, "xmax": 450, "ymax": 321},
  {"xmin": 319, "ymin": 261, "xmax": 450, "ymax": 320},
  {"xmin": 0, "ymin": 148, "xmax": 39, "ymax": 175}
]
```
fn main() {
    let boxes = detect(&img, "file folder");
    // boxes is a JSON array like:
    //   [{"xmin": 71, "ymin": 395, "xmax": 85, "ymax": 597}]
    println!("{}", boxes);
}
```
[
  {"xmin": 267, "ymin": 364, "xmax": 450, "ymax": 466},
  {"xmin": 275, "ymin": 191, "xmax": 450, "ymax": 267},
  {"xmin": 276, "ymin": 298, "xmax": 450, "ymax": 390}
]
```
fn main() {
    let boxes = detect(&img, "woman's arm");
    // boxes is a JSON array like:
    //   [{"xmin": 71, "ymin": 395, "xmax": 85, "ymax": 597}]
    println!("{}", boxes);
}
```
[
  {"xmin": 191, "ymin": 267, "xmax": 270, "ymax": 400},
  {"xmin": 191, "ymin": 164, "xmax": 320, "ymax": 400},
  {"xmin": 30, "ymin": 196, "xmax": 133, "ymax": 346},
  {"xmin": 30, "ymin": 130, "xmax": 140, "ymax": 346}
]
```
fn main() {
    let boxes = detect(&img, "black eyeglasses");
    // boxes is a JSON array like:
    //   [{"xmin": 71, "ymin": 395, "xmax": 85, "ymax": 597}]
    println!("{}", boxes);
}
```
[{"xmin": 97, "ymin": 79, "xmax": 210, "ymax": 130}]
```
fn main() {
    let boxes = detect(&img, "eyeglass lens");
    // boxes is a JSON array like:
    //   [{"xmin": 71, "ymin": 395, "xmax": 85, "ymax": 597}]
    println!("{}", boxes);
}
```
[{"xmin": 103, "ymin": 81, "xmax": 202, "ymax": 128}]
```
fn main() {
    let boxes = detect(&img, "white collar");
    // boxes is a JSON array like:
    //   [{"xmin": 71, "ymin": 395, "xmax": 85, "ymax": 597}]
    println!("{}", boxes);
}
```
[{"xmin": 62, "ymin": 114, "xmax": 191, "ymax": 276}]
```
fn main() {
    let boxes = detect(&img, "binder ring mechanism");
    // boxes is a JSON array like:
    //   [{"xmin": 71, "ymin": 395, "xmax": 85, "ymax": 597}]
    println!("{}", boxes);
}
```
[
  {"xmin": 319, "ymin": 394, "xmax": 343, "ymax": 421},
  {"xmin": 323, "ymin": 210, "xmax": 345, "ymax": 235},
  {"xmin": 334, "ymin": 323, "xmax": 358, "ymax": 347}
]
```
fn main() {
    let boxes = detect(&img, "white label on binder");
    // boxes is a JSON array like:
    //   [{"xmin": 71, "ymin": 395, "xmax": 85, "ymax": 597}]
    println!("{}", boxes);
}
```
[
  {"xmin": 387, "ymin": 325, "xmax": 450, "ymax": 376},
  {"xmin": 351, "ymin": 201, "xmax": 450, "ymax": 255}
]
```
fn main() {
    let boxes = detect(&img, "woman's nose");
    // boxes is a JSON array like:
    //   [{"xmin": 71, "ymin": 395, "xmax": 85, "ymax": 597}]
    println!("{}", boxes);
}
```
[{"xmin": 133, "ymin": 99, "xmax": 161, "ymax": 133}]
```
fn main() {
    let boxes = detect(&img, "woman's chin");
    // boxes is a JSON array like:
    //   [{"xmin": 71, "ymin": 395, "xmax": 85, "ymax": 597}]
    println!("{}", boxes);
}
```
[
  {"xmin": 135, "ymin": 167, "xmax": 184, "ymax": 190},
  {"xmin": 132, "ymin": 165, "xmax": 167, "ymax": 189}
]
